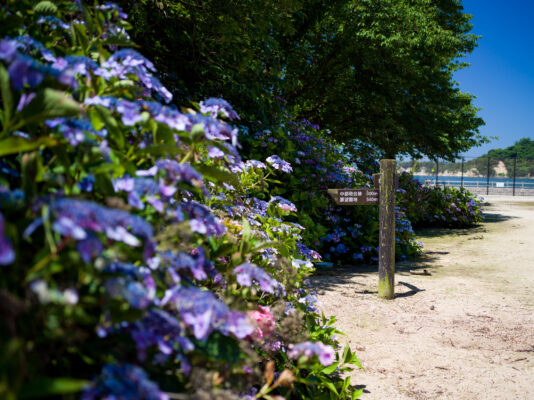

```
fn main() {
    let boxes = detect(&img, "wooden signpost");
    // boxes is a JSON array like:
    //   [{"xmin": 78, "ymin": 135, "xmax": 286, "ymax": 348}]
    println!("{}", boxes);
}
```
[{"xmin": 327, "ymin": 159, "xmax": 396, "ymax": 299}]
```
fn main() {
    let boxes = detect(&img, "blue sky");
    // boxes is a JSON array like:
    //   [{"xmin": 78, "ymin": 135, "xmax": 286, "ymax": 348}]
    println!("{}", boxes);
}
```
[{"xmin": 453, "ymin": 0, "xmax": 534, "ymax": 158}]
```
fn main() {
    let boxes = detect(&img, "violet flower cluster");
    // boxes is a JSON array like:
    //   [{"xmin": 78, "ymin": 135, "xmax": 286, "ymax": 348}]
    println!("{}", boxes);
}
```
[
  {"xmin": 233, "ymin": 262, "xmax": 285, "ymax": 295},
  {"xmin": 199, "ymin": 97, "xmax": 240, "ymax": 121},
  {"xmin": 266, "ymin": 155, "xmax": 293, "ymax": 173},
  {"xmin": 288, "ymin": 341, "xmax": 336, "ymax": 366},
  {"xmin": 162, "ymin": 286, "xmax": 254, "ymax": 341}
]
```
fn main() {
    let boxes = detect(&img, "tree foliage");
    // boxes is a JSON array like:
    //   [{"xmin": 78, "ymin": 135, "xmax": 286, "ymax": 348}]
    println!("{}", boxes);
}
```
[{"xmin": 120, "ymin": 0, "xmax": 486, "ymax": 160}]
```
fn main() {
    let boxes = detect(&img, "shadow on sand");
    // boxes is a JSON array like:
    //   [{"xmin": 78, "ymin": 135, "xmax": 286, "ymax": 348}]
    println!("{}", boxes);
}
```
[{"xmin": 309, "ymin": 253, "xmax": 439, "ymax": 295}]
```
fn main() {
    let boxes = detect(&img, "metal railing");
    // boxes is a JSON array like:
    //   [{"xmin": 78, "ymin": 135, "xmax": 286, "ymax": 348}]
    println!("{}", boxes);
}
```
[{"xmin": 398, "ymin": 157, "xmax": 534, "ymax": 196}]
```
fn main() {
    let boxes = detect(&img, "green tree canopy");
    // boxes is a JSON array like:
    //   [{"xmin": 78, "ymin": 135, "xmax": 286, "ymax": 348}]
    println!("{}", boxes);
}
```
[{"xmin": 120, "ymin": 0, "xmax": 486, "ymax": 160}]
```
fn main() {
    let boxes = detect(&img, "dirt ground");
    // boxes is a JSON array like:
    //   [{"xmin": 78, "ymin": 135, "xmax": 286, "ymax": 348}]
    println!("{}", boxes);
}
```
[{"xmin": 310, "ymin": 196, "xmax": 534, "ymax": 399}]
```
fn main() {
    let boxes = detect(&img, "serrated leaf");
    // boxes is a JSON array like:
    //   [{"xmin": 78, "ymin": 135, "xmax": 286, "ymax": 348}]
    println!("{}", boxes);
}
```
[
  {"xmin": 19, "ymin": 378, "xmax": 88, "ymax": 399},
  {"xmin": 0, "ymin": 136, "xmax": 58, "ymax": 157},
  {"xmin": 33, "ymin": 1, "xmax": 58, "ymax": 15}
]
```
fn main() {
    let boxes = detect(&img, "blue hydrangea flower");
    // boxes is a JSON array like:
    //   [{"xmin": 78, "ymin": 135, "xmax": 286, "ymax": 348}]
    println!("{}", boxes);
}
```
[
  {"xmin": 0, "ymin": 212, "xmax": 15, "ymax": 265},
  {"xmin": 12, "ymin": 35, "xmax": 56, "ymax": 62},
  {"xmin": 82, "ymin": 363, "xmax": 169, "ymax": 400},
  {"xmin": 45, "ymin": 118, "xmax": 107, "ymax": 146},
  {"xmin": 78, "ymin": 174, "xmax": 95, "ymax": 192},
  {"xmin": 37, "ymin": 16, "xmax": 71, "ymax": 31}
]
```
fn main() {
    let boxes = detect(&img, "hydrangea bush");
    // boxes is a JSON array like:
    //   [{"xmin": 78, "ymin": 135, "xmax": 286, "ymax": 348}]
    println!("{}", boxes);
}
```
[
  {"xmin": 0, "ymin": 1, "xmax": 363, "ymax": 399},
  {"xmin": 397, "ymin": 172, "xmax": 484, "ymax": 228},
  {"xmin": 244, "ymin": 117, "xmax": 423, "ymax": 264}
]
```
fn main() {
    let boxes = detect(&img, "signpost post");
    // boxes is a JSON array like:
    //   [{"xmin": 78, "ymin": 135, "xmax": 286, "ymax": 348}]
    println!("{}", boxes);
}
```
[
  {"xmin": 327, "ymin": 159, "xmax": 396, "ymax": 299},
  {"xmin": 378, "ymin": 159, "xmax": 396, "ymax": 299}
]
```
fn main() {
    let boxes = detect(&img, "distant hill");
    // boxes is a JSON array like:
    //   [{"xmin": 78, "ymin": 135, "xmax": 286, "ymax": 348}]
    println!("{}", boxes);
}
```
[
  {"xmin": 399, "ymin": 138, "xmax": 534, "ymax": 178},
  {"xmin": 483, "ymin": 138, "xmax": 534, "ymax": 160}
]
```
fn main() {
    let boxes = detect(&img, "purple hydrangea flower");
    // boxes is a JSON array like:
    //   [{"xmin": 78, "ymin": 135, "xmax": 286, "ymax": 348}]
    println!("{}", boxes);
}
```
[
  {"xmin": 95, "ymin": 50, "xmax": 172, "ymax": 103},
  {"xmin": 158, "ymin": 248, "xmax": 209, "ymax": 281},
  {"xmin": 8, "ymin": 56, "xmax": 45, "ymax": 90},
  {"xmin": 0, "ymin": 39, "xmax": 17, "ymax": 63},
  {"xmin": 207, "ymin": 146, "xmax": 225, "ymax": 159},
  {"xmin": 199, "ymin": 98, "xmax": 240, "ymax": 121},
  {"xmin": 297, "ymin": 243, "xmax": 322, "ymax": 261},
  {"xmin": 113, "ymin": 177, "xmax": 165, "ymax": 211},
  {"xmin": 233, "ymin": 262, "xmax": 284, "ymax": 295},
  {"xmin": 105, "ymin": 277, "xmax": 153, "ymax": 309},
  {"xmin": 288, "ymin": 341, "xmax": 336, "ymax": 366},
  {"xmin": 16, "ymin": 92, "xmax": 35, "ymax": 112},
  {"xmin": 266, "ymin": 155, "xmax": 292, "ymax": 173},
  {"xmin": 245, "ymin": 159, "xmax": 266, "ymax": 170},
  {"xmin": 76, "ymin": 233, "xmax": 103, "ymax": 263},
  {"xmin": 163, "ymin": 286, "xmax": 253, "ymax": 340},
  {"xmin": 52, "ymin": 56, "xmax": 99, "ymax": 76},
  {"xmin": 0, "ymin": 212, "xmax": 15, "ymax": 265},
  {"xmin": 269, "ymin": 196, "xmax": 297, "ymax": 212},
  {"xmin": 183, "ymin": 201, "xmax": 226, "ymax": 237},
  {"xmin": 127, "ymin": 309, "xmax": 193, "ymax": 367},
  {"xmin": 26, "ymin": 199, "xmax": 154, "ymax": 250},
  {"xmin": 82, "ymin": 363, "xmax": 169, "ymax": 400}
]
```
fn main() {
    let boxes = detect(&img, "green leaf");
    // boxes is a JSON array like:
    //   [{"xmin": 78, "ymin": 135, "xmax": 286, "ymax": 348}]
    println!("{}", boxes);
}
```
[
  {"xmin": 321, "ymin": 361, "xmax": 339, "ymax": 374},
  {"xmin": 0, "ymin": 65, "xmax": 13, "ymax": 127},
  {"xmin": 73, "ymin": 22, "xmax": 89, "ymax": 50},
  {"xmin": 196, "ymin": 165, "xmax": 240, "ymax": 188},
  {"xmin": 19, "ymin": 89, "xmax": 82, "ymax": 126},
  {"xmin": 193, "ymin": 332, "xmax": 241, "ymax": 363},
  {"xmin": 93, "ymin": 105, "xmax": 124, "ymax": 150},
  {"xmin": 351, "ymin": 388, "xmax": 364, "ymax": 399},
  {"xmin": 33, "ymin": 1, "xmax": 58, "ymax": 15},
  {"xmin": 0, "ymin": 136, "xmax": 58, "ymax": 157},
  {"xmin": 322, "ymin": 380, "xmax": 339, "ymax": 395},
  {"xmin": 139, "ymin": 144, "xmax": 181, "ymax": 157},
  {"xmin": 19, "ymin": 378, "xmax": 88, "ymax": 399}
]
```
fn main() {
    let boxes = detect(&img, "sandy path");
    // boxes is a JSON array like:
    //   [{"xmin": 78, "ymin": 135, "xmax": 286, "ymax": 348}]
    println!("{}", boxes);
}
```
[{"xmin": 310, "ymin": 197, "xmax": 534, "ymax": 399}]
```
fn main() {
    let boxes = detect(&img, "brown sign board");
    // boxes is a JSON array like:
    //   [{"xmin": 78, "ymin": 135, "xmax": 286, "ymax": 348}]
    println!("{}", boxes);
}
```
[{"xmin": 327, "ymin": 189, "xmax": 379, "ymax": 205}]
